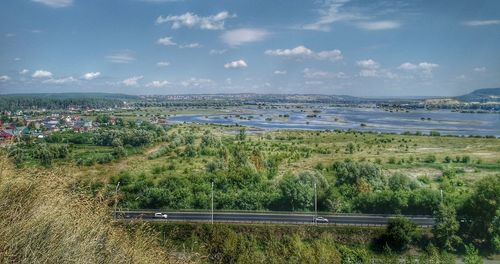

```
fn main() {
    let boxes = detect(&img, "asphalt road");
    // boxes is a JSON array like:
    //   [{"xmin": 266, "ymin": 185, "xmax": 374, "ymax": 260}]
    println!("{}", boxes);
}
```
[{"xmin": 115, "ymin": 211, "xmax": 435, "ymax": 227}]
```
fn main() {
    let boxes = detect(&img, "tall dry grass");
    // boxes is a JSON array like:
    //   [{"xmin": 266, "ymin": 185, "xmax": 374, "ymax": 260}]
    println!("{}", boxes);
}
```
[{"xmin": 0, "ymin": 156, "xmax": 191, "ymax": 264}]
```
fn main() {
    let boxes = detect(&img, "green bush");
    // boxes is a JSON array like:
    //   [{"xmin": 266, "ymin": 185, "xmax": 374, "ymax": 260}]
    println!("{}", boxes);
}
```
[
  {"xmin": 380, "ymin": 217, "xmax": 417, "ymax": 251},
  {"xmin": 424, "ymin": 155, "xmax": 436, "ymax": 163}
]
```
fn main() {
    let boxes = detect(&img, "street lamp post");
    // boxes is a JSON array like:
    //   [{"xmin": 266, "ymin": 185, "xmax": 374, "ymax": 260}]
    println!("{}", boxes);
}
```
[
  {"xmin": 114, "ymin": 181, "xmax": 120, "ymax": 219},
  {"xmin": 211, "ymin": 181, "xmax": 214, "ymax": 225},
  {"xmin": 314, "ymin": 182, "xmax": 317, "ymax": 224}
]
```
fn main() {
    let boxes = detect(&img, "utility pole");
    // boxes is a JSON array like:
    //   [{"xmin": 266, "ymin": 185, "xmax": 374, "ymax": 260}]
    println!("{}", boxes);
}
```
[
  {"xmin": 114, "ymin": 181, "xmax": 120, "ymax": 219},
  {"xmin": 211, "ymin": 181, "xmax": 214, "ymax": 225},
  {"xmin": 440, "ymin": 189, "xmax": 443, "ymax": 202},
  {"xmin": 314, "ymin": 182, "xmax": 317, "ymax": 224}
]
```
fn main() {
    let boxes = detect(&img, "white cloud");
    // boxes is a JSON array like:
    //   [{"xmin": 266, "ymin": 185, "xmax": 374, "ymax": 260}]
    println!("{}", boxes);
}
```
[
  {"xmin": 106, "ymin": 50, "xmax": 135, "ymax": 64},
  {"xmin": 32, "ymin": 0, "xmax": 73, "ymax": 8},
  {"xmin": 303, "ymin": 68, "xmax": 330, "ymax": 78},
  {"xmin": 14, "ymin": 58, "xmax": 21, "ymax": 61},
  {"xmin": 265, "ymin": 46, "xmax": 313, "ymax": 57},
  {"xmin": 316, "ymin": 50, "xmax": 343, "ymax": 60},
  {"xmin": 302, "ymin": 1, "xmax": 403, "ymax": 32},
  {"xmin": 305, "ymin": 80, "xmax": 324, "ymax": 85},
  {"xmin": 357, "ymin": 20, "xmax": 400, "ymax": 30},
  {"xmin": 81, "ymin": 72, "xmax": 101, "ymax": 80},
  {"xmin": 303, "ymin": 68, "xmax": 347, "ymax": 79},
  {"xmin": 209, "ymin": 49, "xmax": 227, "ymax": 55},
  {"xmin": 156, "ymin": 11, "xmax": 235, "ymax": 30},
  {"xmin": 413, "ymin": 62, "xmax": 438, "ymax": 72},
  {"xmin": 180, "ymin": 78, "xmax": 214, "ymax": 87},
  {"xmin": 463, "ymin": 20, "xmax": 500, "ymax": 26},
  {"xmin": 357, "ymin": 59, "xmax": 380, "ymax": 69},
  {"xmin": 221, "ymin": 28, "xmax": 270, "ymax": 46},
  {"xmin": 179, "ymin": 43, "xmax": 201, "ymax": 48},
  {"xmin": 473, "ymin": 67, "xmax": 486, "ymax": 72},
  {"xmin": 146, "ymin": 80, "xmax": 170, "ymax": 87},
  {"xmin": 157, "ymin": 61, "xmax": 170, "ymax": 67},
  {"xmin": 0, "ymin": 75, "xmax": 11, "ymax": 82},
  {"xmin": 157, "ymin": 36, "xmax": 176, "ymax": 46},
  {"xmin": 398, "ymin": 62, "xmax": 439, "ymax": 76},
  {"xmin": 398, "ymin": 62, "xmax": 417, "ymax": 70},
  {"xmin": 32, "ymin": 70, "xmax": 53, "ymax": 78},
  {"xmin": 274, "ymin": 70, "xmax": 287, "ymax": 75},
  {"xmin": 43, "ymin": 76, "xmax": 77, "ymax": 84},
  {"xmin": 5, "ymin": 33, "xmax": 15, "ymax": 38},
  {"xmin": 265, "ymin": 45, "xmax": 342, "ymax": 61},
  {"xmin": 224, "ymin": 59, "xmax": 248, "ymax": 69},
  {"xmin": 20, "ymin": 69, "xmax": 29, "ymax": 75},
  {"xmin": 302, "ymin": 0, "xmax": 363, "ymax": 31},
  {"xmin": 357, "ymin": 59, "xmax": 396, "ymax": 78},
  {"xmin": 122, "ymin": 76, "xmax": 143, "ymax": 86}
]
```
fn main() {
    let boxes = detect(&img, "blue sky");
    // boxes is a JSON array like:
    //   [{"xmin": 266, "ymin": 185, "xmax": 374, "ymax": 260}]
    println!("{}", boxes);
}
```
[{"xmin": 0, "ymin": 0, "xmax": 499, "ymax": 96}]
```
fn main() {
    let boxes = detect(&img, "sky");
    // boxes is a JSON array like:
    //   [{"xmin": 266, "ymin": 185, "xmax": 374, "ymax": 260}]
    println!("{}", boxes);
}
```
[{"xmin": 0, "ymin": 0, "xmax": 499, "ymax": 96}]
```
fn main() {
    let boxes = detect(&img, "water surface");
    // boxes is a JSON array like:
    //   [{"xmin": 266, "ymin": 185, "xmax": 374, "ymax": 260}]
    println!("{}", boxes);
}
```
[{"xmin": 167, "ymin": 107, "xmax": 499, "ymax": 136}]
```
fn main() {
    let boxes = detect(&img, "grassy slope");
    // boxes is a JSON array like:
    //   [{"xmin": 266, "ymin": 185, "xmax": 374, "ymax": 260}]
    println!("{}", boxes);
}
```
[
  {"xmin": 0, "ymin": 157, "xmax": 189, "ymax": 264},
  {"xmin": 139, "ymin": 222, "xmax": 454, "ymax": 264}
]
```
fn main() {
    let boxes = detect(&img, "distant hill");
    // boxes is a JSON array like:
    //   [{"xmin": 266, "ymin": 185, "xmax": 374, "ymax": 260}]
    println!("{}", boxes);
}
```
[
  {"xmin": 456, "ymin": 88, "xmax": 500, "ymax": 102},
  {"xmin": 0, "ymin": 93, "xmax": 139, "ymax": 111}
]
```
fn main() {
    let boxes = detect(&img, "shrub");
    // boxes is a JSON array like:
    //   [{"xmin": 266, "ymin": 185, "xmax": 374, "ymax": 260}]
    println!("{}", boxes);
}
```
[
  {"xmin": 332, "ymin": 161, "xmax": 384, "ymax": 189},
  {"xmin": 430, "ymin": 131, "xmax": 441, "ymax": 136},
  {"xmin": 381, "ymin": 217, "xmax": 417, "ymax": 251},
  {"xmin": 463, "ymin": 244, "xmax": 482, "ymax": 264},
  {"xmin": 96, "ymin": 153, "xmax": 113, "ymax": 164},
  {"xmin": 424, "ymin": 155, "xmax": 436, "ymax": 163}
]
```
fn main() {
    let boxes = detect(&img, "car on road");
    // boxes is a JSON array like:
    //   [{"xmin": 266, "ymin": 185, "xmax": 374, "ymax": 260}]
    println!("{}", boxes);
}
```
[
  {"xmin": 314, "ymin": 216, "xmax": 328, "ymax": 223},
  {"xmin": 154, "ymin": 212, "xmax": 168, "ymax": 219}
]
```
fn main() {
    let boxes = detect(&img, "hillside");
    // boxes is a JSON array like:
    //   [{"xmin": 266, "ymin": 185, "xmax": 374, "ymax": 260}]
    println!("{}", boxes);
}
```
[
  {"xmin": 456, "ymin": 88, "xmax": 500, "ymax": 102},
  {"xmin": 0, "ymin": 156, "xmax": 188, "ymax": 264}
]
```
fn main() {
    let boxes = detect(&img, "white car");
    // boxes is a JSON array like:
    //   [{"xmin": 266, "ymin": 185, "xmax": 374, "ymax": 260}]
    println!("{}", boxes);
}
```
[
  {"xmin": 314, "ymin": 216, "xmax": 328, "ymax": 223},
  {"xmin": 154, "ymin": 212, "xmax": 168, "ymax": 219}
]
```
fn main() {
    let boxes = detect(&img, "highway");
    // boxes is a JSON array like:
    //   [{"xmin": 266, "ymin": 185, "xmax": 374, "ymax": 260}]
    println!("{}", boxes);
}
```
[{"xmin": 115, "ymin": 211, "xmax": 435, "ymax": 227}]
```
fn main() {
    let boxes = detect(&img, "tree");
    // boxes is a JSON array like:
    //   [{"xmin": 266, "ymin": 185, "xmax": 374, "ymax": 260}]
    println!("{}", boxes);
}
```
[
  {"xmin": 264, "ymin": 155, "xmax": 280, "ymax": 179},
  {"xmin": 492, "ymin": 209, "xmax": 500, "ymax": 252},
  {"xmin": 112, "ymin": 145, "xmax": 127, "ymax": 158},
  {"xmin": 388, "ymin": 173, "xmax": 415, "ymax": 191},
  {"xmin": 238, "ymin": 128, "xmax": 246, "ymax": 141},
  {"xmin": 383, "ymin": 216, "xmax": 417, "ymax": 251},
  {"xmin": 346, "ymin": 142, "xmax": 355, "ymax": 154},
  {"xmin": 250, "ymin": 149, "xmax": 263, "ymax": 171},
  {"xmin": 278, "ymin": 174, "xmax": 313, "ymax": 211},
  {"xmin": 433, "ymin": 204, "xmax": 461, "ymax": 251},
  {"xmin": 332, "ymin": 161, "xmax": 384, "ymax": 190},
  {"xmin": 34, "ymin": 143, "xmax": 53, "ymax": 166},
  {"xmin": 95, "ymin": 114, "xmax": 109, "ymax": 124},
  {"xmin": 460, "ymin": 175, "xmax": 500, "ymax": 251}
]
